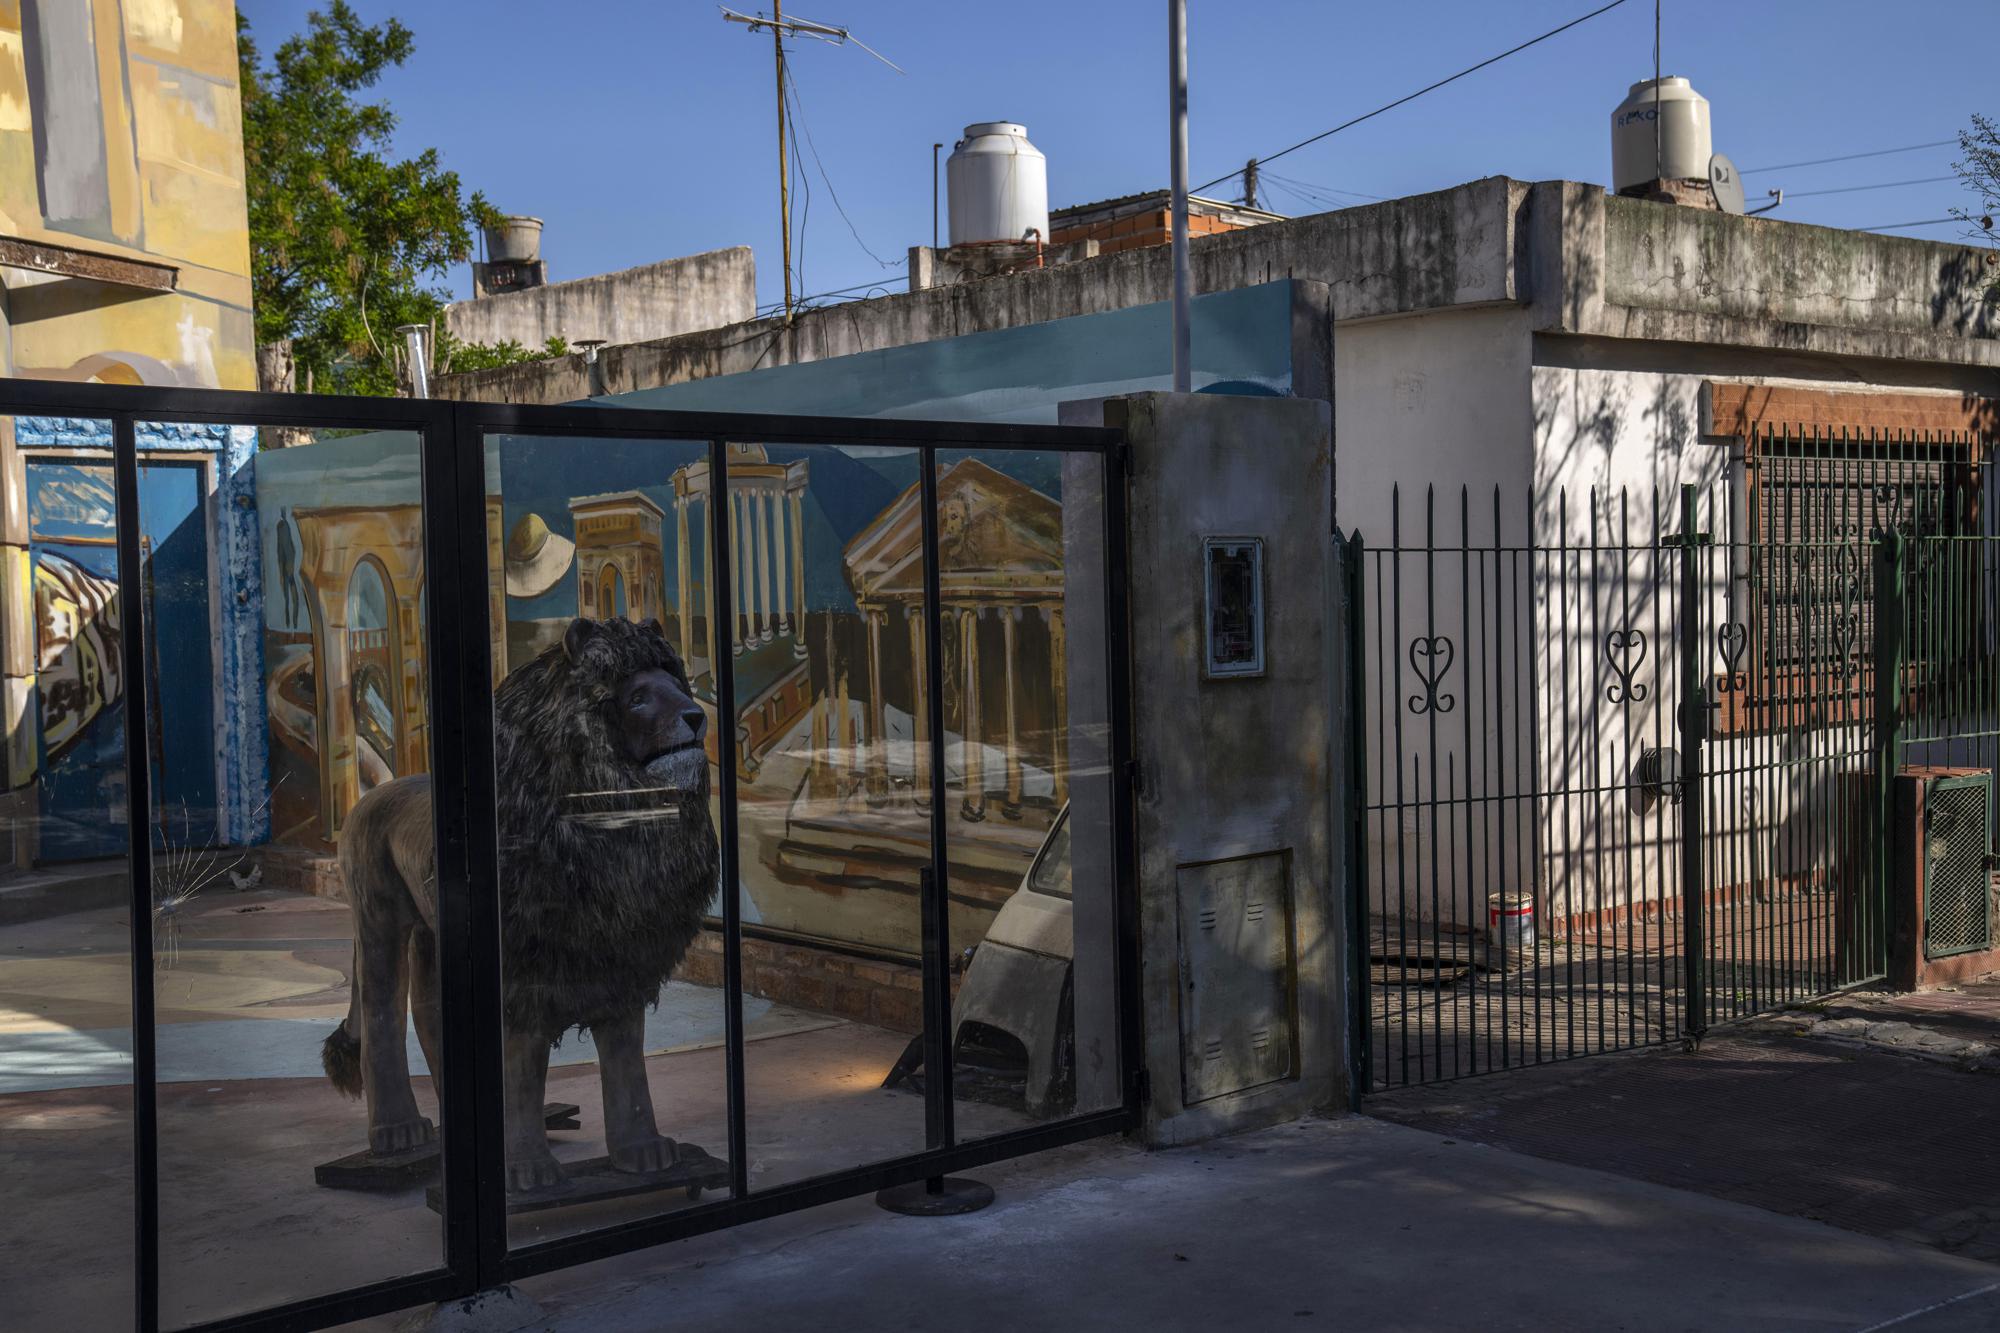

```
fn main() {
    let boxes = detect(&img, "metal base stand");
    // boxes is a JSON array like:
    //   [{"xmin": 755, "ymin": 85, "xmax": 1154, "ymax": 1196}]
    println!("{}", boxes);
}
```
[{"xmin": 875, "ymin": 1176, "xmax": 994, "ymax": 1216}]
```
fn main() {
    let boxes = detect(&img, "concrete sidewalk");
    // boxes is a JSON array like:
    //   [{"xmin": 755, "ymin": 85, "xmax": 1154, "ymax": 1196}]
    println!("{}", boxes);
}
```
[{"xmin": 418, "ymin": 1115, "xmax": 2000, "ymax": 1333}]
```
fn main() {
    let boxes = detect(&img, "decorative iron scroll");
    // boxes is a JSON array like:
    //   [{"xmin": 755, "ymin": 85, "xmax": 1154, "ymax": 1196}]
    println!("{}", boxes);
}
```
[
  {"xmin": 1407, "ymin": 634, "xmax": 1456, "ymax": 716},
  {"xmin": 1715, "ymin": 621, "xmax": 1747, "ymax": 694},
  {"xmin": 1605, "ymin": 628, "xmax": 1648, "ymax": 704}
]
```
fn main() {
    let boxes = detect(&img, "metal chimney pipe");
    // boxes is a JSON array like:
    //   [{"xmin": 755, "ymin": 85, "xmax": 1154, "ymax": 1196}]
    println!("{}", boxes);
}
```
[
  {"xmin": 396, "ymin": 324, "xmax": 430, "ymax": 398},
  {"xmin": 1168, "ymin": 0, "xmax": 1191, "ymax": 393}
]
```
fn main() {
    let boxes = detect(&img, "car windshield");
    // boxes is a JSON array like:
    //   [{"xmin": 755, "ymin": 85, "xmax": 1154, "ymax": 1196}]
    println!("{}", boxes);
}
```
[{"xmin": 1026, "ymin": 809, "xmax": 1072, "ymax": 900}]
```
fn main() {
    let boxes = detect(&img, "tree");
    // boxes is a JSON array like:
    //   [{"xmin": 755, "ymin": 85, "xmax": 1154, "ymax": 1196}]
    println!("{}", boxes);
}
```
[
  {"xmin": 240, "ymin": 4, "xmax": 558, "ymax": 395},
  {"xmin": 1951, "ymin": 114, "xmax": 1999, "ymax": 266}
]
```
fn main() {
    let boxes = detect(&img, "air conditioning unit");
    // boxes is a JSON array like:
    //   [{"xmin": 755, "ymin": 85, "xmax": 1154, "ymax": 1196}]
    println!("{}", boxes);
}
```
[{"xmin": 1891, "ymin": 766, "xmax": 2000, "ymax": 989}]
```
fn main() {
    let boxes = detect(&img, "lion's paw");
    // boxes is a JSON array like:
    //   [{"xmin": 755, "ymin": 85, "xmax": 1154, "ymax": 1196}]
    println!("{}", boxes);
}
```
[
  {"xmin": 368, "ymin": 1116, "xmax": 436, "ymax": 1155},
  {"xmin": 504, "ymin": 1147, "xmax": 565, "ymax": 1193},
  {"xmin": 609, "ymin": 1135, "xmax": 679, "ymax": 1176}
]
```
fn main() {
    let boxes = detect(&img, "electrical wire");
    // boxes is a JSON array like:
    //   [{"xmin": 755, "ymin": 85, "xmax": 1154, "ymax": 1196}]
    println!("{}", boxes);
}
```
[
  {"xmin": 1262, "ymin": 171, "xmax": 1389, "ymax": 204},
  {"xmin": 1851, "ymin": 217, "xmax": 1959, "ymax": 232},
  {"xmin": 1783, "ymin": 175, "xmax": 1956, "ymax": 200},
  {"xmin": 1191, "ymin": 0, "xmax": 1633, "ymax": 195},
  {"xmin": 784, "ymin": 65, "xmax": 901, "ymax": 269},
  {"xmin": 1742, "ymin": 139, "xmax": 1957, "ymax": 175}
]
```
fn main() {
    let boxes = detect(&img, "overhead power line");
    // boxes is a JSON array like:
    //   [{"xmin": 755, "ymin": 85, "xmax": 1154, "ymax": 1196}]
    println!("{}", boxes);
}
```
[
  {"xmin": 1192, "ymin": 0, "xmax": 1633, "ymax": 195},
  {"xmin": 1742, "ymin": 139, "xmax": 1956, "ymax": 175},
  {"xmin": 1852, "ymin": 217, "xmax": 1959, "ymax": 232},
  {"xmin": 1784, "ymin": 174, "xmax": 1956, "ymax": 200}
]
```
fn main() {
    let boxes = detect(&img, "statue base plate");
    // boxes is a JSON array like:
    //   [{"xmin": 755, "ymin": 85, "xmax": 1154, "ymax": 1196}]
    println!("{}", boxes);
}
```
[
  {"xmin": 424, "ymin": 1142, "xmax": 731, "ymax": 1215},
  {"xmin": 315, "ymin": 1104, "xmax": 580, "ymax": 1192},
  {"xmin": 874, "ymin": 1176, "xmax": 995, "ymax": 1216}
]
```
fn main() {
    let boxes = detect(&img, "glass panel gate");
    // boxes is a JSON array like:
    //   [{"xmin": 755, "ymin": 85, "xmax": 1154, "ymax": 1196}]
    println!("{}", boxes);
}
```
[
  {"xmin": 0, "ymin": 382, "xmax": 1138, "ymax": 1333},
  {"xmin": 1346, "ymin": 428, "xmax": 1988, "ymax": 1092}
]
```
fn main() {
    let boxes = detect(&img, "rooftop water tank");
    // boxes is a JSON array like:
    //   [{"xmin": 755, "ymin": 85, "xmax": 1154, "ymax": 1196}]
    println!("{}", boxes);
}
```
[
  {"xmin": 1610, "ymin": 77, "xmax": 1713, "ymax": 193},
  {"xmin": 947, "ymin": 122, "xmax": 1049, "ymax": 247}
]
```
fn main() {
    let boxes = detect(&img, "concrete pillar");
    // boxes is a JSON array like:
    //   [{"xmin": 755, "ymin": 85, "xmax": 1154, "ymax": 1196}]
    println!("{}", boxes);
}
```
[
  {"xmin": 675, "ymin": 494, "xmax": 692, "ymax": 667},
  {"xmin": 908, "ymin": 606, "xmax": 928, "ymax": 809},
  {"xmin": 1060, "ymin": 391, "xmax": 1342, "ymax": 1144},
  {"xmin": 959, "ymin": 606, "xmax": 985, "ymax": 822},
  {"xmin": 1001, "ymin": 605, "xmax": 1022, "ymax": 820},
  {"xmin": 789, "ymin": 488, "xmax": 808, "ymax": 655}
]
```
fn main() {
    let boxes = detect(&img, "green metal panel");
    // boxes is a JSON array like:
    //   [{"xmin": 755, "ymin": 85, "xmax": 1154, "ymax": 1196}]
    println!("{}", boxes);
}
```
[{"xmin": 1924, "ymin": 773, "xmax": 1994, "ymax": 959}]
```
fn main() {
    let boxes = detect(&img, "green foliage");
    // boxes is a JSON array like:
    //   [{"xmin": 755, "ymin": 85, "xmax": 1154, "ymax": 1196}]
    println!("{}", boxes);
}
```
[
  {"xmin": 435, "ymin": 333, "xmax": 571, "ymax": 376},
  {"xmin": 240, "ymin": 2, "xmax": 486, "ymax": 395}
]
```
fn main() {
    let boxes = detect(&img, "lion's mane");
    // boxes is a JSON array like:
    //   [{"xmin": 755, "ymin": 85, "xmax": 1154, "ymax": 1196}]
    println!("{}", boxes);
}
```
[{"xmin": 493, "ymin": 619, "xmax": 718, "ymax": 1039}]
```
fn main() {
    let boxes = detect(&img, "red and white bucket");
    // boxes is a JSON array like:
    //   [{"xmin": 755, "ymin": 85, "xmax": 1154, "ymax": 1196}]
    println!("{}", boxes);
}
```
[{"xmin": 1488, "ymin": 892, "xmax": 1536, "ymax": 951}]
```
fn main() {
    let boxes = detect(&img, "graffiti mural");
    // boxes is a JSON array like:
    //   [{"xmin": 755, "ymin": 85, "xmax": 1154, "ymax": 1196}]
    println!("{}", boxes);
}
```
[{"xmin": 32, "ymin": 549, "xmax": 123, "ymax": 761}]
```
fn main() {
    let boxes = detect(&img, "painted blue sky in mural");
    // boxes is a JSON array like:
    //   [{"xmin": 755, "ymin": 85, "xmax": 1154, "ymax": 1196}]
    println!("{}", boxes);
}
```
[
  {"xmin": 597, "ymin": 282, "xmax": 1295, "ymax": 425},
  {"xmin": 491, "ymin": 438, "xmax": 1065, "ymax": 624}
]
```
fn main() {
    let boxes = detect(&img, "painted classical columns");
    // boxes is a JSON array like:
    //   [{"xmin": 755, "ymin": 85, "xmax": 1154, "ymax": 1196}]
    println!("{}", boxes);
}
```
[
  {"xmin": 674, "ymin": 494, "xmax": 693, "ymax": 667},
  {"xmin": 789, "ymin": 487, "xmax": 808, "ymax": 654},
  {"xmin": 1001, "ymin": 605, "xmax": 1022, "ymax": 820},
  {"xmin": 764, "ymin": 489, "xmax": 782, "ymax": 644},
  {"xmin": 959, "ymin": 605, "xmax": 985, "ymax": 822},
  {"xmin": 864, "ymin": 607, "xmax": 888, "ymax": 801},
  {"xmin": 1048, "ymin": 603, "xmax": 1068, "ymax": 807},
  {"xmin": 908, "ymin": 607, "xmax": 928, "ymax": 808}
]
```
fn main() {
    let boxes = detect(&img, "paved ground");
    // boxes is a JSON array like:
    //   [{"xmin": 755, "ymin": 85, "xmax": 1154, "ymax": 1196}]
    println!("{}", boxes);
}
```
[
  {"xmin": 0, "ymin": 888, "xmax": 1032, "ymax": 1331},
  {"xmin": 1368, "ymin": 898, "xmax": 1838, "ymax": 1090},
  {"xmin": 1369, "ymin": 1005, "xmax": 2000, "ymax": 1266},
  {"xmin": 337, "ymin": 1115, "xmax": 2000, "ymax": 1333}
]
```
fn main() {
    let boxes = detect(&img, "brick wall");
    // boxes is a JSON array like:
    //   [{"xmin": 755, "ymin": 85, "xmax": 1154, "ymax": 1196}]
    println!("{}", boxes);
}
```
[
  {"xmin": 676, "ymin": 928, "xmax": 933, "ymax": 1034},
  {"xmin": 1705, "ymin": 382, "xmax": 1998, "ymax": 440}
]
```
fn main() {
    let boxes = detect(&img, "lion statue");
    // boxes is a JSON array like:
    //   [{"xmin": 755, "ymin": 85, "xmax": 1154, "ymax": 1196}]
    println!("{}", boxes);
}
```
[{"xmin": 321, "ymin": 616, "xmax": 718, "ymax": 1192}]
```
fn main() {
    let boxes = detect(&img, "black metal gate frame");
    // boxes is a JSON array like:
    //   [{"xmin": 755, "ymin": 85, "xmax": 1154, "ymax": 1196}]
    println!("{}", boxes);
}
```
[{"xmin": 0, "ymin": 380, "xmax": 1142, "ymax": 1333}]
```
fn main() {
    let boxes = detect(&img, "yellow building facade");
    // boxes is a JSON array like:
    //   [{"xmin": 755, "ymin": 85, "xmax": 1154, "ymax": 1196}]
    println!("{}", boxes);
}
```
[{"xmin": 0, "ymin": 0, "xmax": 254, "ymax": 388}]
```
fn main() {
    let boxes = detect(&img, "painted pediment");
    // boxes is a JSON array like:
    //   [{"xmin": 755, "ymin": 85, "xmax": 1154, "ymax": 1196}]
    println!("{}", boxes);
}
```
[{"xmin": 844, "ymin": 458, "xmax": 1064, "ymax": 602}]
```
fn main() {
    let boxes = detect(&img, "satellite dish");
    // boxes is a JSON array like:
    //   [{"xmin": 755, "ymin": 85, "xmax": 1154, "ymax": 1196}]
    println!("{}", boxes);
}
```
[{"xmin": 1709, "ymin": 153, "xmax": 1745, "ymax": 215}]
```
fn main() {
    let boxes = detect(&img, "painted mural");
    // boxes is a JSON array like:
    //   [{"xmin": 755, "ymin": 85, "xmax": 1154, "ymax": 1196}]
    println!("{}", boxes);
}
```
[
  {"xmin": 248, "ymin": 432, "xmax": 1079, "ymax": 957},
  {"xmin": 254, "ymin": 433, "xmax": 438, "ymax": 848}
]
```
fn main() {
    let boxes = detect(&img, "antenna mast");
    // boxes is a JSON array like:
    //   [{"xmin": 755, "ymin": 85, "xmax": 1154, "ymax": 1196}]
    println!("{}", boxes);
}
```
[{"xmin": 721, "ymin": 5, "xmax": 903, "ymax": 324}]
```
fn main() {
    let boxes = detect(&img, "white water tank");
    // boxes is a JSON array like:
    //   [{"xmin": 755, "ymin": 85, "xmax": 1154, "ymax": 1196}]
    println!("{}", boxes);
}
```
[
  {"xmin": 1610, "ymin": 77, "xmax": 1713, "ymax": 192},
  {"xmin": 947, "ymin": 122, "xmax": 1049, "ymax": 247}
]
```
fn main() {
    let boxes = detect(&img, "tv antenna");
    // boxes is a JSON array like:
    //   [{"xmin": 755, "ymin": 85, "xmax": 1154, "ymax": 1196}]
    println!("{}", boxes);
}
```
[{"xmin": 721, "ymin": 5, "xmax": 903, "ymax": 323}]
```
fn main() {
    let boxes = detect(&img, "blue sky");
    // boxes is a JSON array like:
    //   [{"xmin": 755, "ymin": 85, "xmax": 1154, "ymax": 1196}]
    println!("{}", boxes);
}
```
[{"xmin": 238, "ymin": 0, "xmax": 1992, "ymax": 315}]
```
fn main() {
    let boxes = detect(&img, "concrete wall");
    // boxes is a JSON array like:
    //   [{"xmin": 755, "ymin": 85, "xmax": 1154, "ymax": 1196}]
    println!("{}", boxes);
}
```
[
  {"xmin": 440, "ymin": 175, "xmax": 1996, "ymax": 411},
  {"xmin": 1062, "ymin": 392, "xmax": 1343, "ymax": 1143},
  {"xmin": 442, "ymin": 247, "xmax": 756, "ymax": 353}
]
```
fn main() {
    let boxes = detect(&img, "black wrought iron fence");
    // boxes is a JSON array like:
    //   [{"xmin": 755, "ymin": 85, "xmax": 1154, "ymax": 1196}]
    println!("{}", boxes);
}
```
[{"xmin": 1345, "ymin": 427, "xmax": 1997, "ymax": 1092}]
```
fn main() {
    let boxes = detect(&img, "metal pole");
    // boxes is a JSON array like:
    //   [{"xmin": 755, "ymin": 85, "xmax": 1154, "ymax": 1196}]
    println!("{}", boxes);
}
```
[
  {"xmin": 932, "ymin": 142, "xmax": 942, "ymax": 251},
  {"xmin": 706, "ymin": 441, "xmax": 750, "ymax": 1200},
  {"xmin": 112, "ymin": 413, "xmax": 159, "ymax": 1333},
  {"xmin": 397, "ymin": 324, "xmax": 429, "ymax": 399},
  {"xmin": 775, "ymin": 0, "xmax": 794, "ymax": 323},
  {"xmin": 1872, "ymin": 529, "xmax": 1906, "ymax": 985},
  {"xmin": 1676, "ymin": 484, "xmax": 1706, "ymax": 1047},
  {"xmin": 1653, "ymin": 0, "xmax": 1662, "ymax": 182},
  {"xmin": 1167, "ymin": 0, "xmax": 1191, "ymax": 393}
]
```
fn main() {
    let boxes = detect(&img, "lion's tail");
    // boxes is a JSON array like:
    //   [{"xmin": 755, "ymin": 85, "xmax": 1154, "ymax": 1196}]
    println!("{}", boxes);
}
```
[{"xmin": 322, "ymin": 944, "xmax": 364, "ymax": 1098}]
